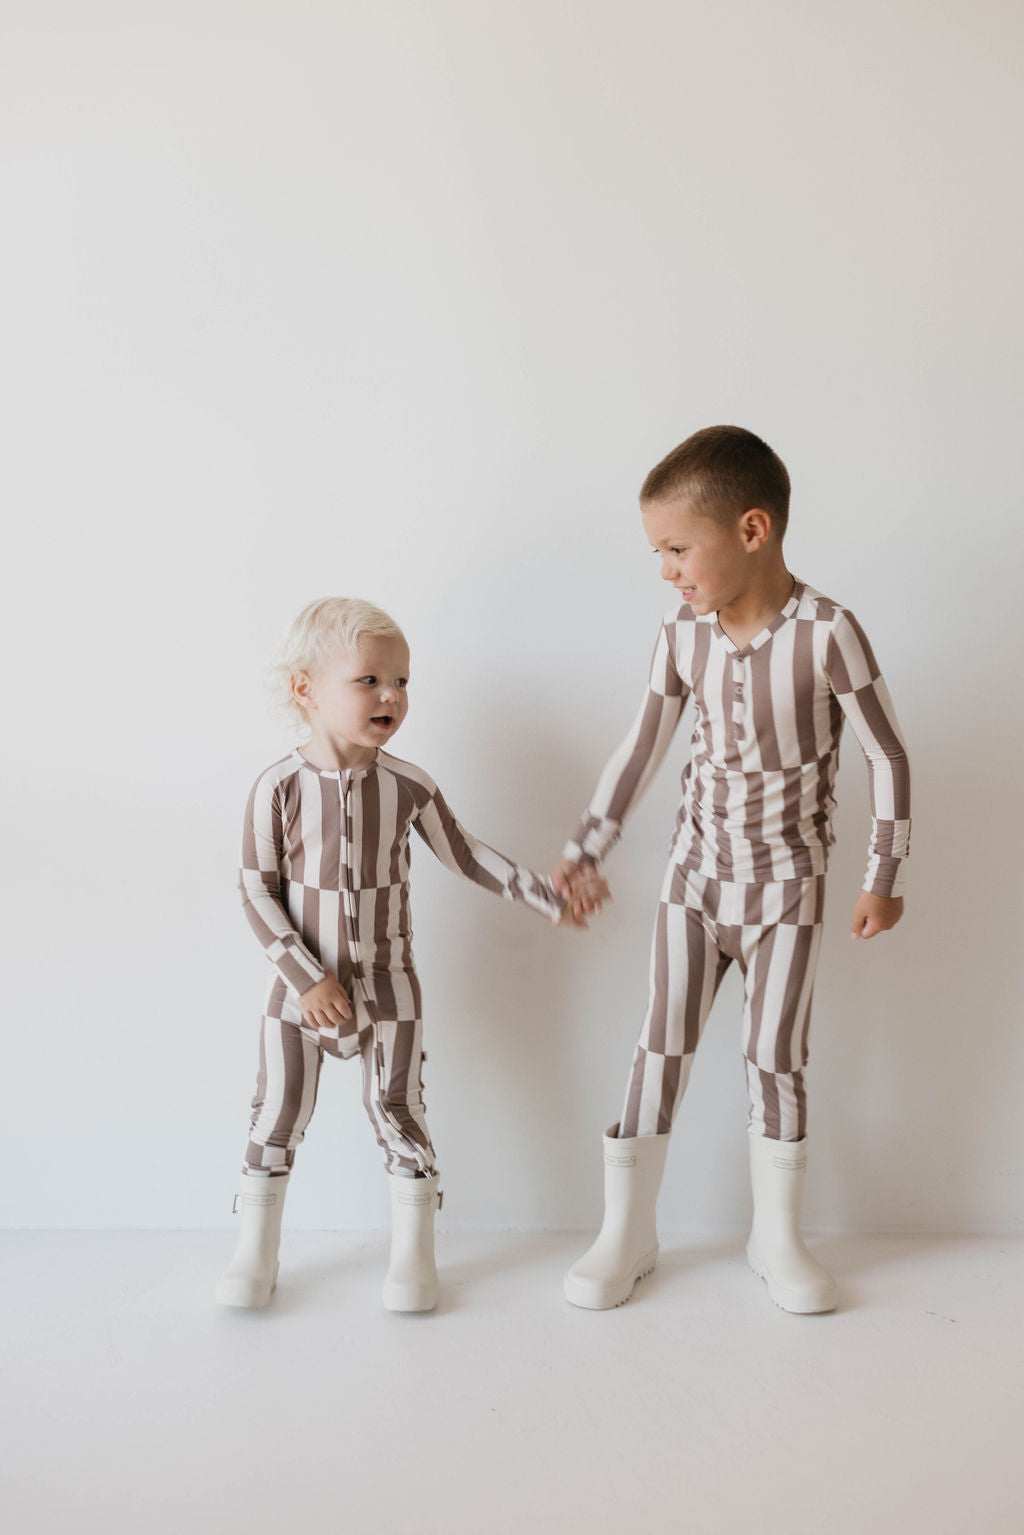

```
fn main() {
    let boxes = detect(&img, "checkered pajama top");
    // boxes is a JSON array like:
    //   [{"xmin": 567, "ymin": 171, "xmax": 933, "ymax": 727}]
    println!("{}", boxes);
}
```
[{"xmin": 563, "ymin": 581, "xmax": 911, "ymax": 898}]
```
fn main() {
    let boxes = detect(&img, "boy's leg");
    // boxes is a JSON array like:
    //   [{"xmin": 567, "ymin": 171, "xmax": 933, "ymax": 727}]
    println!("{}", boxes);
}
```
[
  {"xmin": 619, "ymin": 865, "xmax": 732, "ymax": 1138},
  {"xmin": 244, "ymin": 1014, "xmax": 324, "ymax": 1175},
  {"xmin": 359, "ymin": 1014, "xmax": 438, "ymax": 1178},
  {"xmin": 737, "ymin": 875, "xmax": 825, "ymax": 1139},
  {"xmin": 566, "ymin": 867, "xmax": 730, "ymax": 1310},
  {"xmin": 735, "ymin": 875, "xmax": 836, "ymax": 1313}
]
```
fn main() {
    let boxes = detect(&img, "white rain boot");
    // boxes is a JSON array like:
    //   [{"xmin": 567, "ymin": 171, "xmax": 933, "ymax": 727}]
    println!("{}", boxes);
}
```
[
  {"xmin": 215, "ymin": 1171, "xmax": 289, "ymax": 1309},
  {"xmin": 746, "ymin": 1134, "xmax": 837, "ymax": 1314},
  {"xmin": 383, "ymin": 1173, "xmax": 442, "ymax": 1313},
  {"xmin": 564, "ymin": 1124, "xmax": 671, "ymax": 1310}
]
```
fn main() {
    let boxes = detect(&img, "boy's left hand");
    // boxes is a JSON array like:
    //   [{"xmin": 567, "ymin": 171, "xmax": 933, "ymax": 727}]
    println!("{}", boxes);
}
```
[{"xmin": 851, "ymin": 891, "xmax": 904, "ymax": 939}]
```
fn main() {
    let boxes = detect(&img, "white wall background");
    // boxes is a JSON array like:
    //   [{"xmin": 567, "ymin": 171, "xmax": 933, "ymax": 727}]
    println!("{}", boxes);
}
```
[{"xmin": 3, "ymin": 0, "xmax": 1022, "ymax": 1233}]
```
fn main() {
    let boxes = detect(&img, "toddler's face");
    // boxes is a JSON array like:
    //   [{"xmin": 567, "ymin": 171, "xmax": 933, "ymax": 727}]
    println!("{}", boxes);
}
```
[
  {"xmin": 642, "ymin": 496, "xmax": 750, "ymax": 617},
  {"xmin": 301, "ymin": 634, "xmax": 410, "ymax": 749}
]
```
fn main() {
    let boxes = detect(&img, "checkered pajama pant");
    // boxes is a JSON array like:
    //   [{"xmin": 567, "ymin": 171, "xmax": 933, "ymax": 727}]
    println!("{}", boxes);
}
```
[
  {"xmin": 619, "ymin": 864, "xmax": 827, "ymax": 1142},
  {"xmin": 242, "ymin": 1001, "xmax": 437, "ymax": 1180}
]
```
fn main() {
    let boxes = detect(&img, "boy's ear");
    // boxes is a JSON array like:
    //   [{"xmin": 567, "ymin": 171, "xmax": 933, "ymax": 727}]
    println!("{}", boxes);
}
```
[{"xmin": 742, "ymin": 507, "xmax": 773, "ymax": 550}]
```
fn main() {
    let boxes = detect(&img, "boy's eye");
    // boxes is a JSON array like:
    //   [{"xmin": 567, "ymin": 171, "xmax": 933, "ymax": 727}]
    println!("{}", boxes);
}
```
[
  {"xmin": 396, "ymin": 678, "xmax": 408, "ymax": 689},
  {"xmin": 359, "ymin": 676, "xmax": 377, "ymax": 685}
]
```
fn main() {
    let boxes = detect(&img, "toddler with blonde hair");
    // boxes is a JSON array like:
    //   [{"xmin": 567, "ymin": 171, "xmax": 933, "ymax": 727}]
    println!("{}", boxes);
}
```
[{"xmin": 217, "ymin": 596, "xmax": 606, "ymax": 1313}]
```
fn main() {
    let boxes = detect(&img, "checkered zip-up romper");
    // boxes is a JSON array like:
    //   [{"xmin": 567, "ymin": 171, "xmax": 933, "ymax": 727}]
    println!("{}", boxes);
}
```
[
  {"xmin": 239, "ymin": 748, "xmax": 563, "ymax": 1177},
  {"xmin": 563, "ymin": 581, "xmax": 911, "ymax": 1141}
]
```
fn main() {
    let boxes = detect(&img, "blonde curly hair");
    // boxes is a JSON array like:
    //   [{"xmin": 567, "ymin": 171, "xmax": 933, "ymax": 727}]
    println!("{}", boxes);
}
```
[{"xmin": 267, "ymin": 596, "xmax": 406, "ymax": 731}]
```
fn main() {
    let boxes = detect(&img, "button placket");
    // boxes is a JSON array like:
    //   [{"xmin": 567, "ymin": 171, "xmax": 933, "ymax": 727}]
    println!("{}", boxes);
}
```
[
  {"xmin": 341, "ymin": 777, "xmax": 363, "ymax": 984},
  {"xmin": 730, "ymin": 654, "xmax": 747, "ymax": 743}
]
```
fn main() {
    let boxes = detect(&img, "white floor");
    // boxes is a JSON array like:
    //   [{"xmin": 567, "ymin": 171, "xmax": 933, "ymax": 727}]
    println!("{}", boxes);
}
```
[{"xmin": 2, "ymin": 1231, "xmax": 1022, "ymax": 1534}]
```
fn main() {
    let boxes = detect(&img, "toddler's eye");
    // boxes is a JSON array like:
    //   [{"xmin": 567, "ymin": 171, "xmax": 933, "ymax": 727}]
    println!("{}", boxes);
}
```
[
  {"xmin": 396, "ymin": 679, "xmax": 408, "ymax": 689},
  {"xmin": 359, "ymin": 676, "xmax": 377, "ymax": 685}
]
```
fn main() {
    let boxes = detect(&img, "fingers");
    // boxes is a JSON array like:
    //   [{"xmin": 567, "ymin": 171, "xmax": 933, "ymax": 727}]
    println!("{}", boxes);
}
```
[
  {"xmin": 302, "ymin": 982, "xmax": 353, "ymax": 1028},
  {"xmin": 556, "ymin": 899, "xmax": 588, "ymax": 930},
  {"xmin": 566, "ymin": 877, "xmax": 611, "ymax": 913},
  {"xmin": 550, "ymin": 860, "xmax": 580, "ymax": 898}
]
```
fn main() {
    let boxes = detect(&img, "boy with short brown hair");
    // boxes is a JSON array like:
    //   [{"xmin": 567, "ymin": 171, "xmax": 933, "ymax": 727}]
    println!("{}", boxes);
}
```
[{"xmin": 555, "ymin": 425, "xmax": 910, "ymax": 1313}]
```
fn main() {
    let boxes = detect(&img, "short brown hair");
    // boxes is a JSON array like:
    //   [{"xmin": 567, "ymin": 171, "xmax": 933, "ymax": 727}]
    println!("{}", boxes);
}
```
[{"xmin": 641, "ymin": 425, "xmax": 790, "ymax": 536}]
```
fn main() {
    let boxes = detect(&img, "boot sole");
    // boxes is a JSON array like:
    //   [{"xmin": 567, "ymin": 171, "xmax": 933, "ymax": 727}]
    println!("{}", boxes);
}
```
[
  {"xmin": 746, "ymin": 1255, "xmax": 837, "ymax": 1315},
  {"xmin": 215, "ymin": 1278, "xmax": 276, "ymax": 1309},
  {"xmin": 382, "ymin": 1283, "xmax": 439, "ymax": 1313},
  {"xmin": 215, "ymin": 1262, "xmax": 279, "ymax": 1310},
  {"xmin": 563, "ymin": 1247, "xmax": 659, "ymax": 1311}
]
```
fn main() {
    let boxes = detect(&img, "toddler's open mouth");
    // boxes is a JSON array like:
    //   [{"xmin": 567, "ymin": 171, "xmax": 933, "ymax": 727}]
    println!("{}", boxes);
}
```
[{"xmin": 371, "ymin": 715, "xmax": 393, "ymax": 727}]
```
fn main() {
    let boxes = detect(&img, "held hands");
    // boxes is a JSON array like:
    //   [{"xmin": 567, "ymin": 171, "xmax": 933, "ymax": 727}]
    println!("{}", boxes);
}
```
[
  {"xmin": 299, "ymin": 975, "xmax": 354, "ymax": 1029},
  {"xmin": 551, "ymin": 858, "xmax": 612, "ymax": 930},
  {"xmin": 850, "ymin": 891, "xmax": 904, "ymax": 940}
]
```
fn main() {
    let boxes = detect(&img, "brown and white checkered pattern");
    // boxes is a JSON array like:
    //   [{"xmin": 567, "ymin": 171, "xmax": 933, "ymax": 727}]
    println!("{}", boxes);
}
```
[
  {"xmin": 244, "ymin": 1003, "xmax": 435, "ymax": 1178},
  {"xmin": 238, "ymin": 748, "xmax": 563, "ymax": 1172},
  {"xmin": 620, "ymin": 866, "xmax": 826, "ymax": 1141},
  {"xmin": 564, "ymin": 581, "xmax": 911, "ymax": 897}
]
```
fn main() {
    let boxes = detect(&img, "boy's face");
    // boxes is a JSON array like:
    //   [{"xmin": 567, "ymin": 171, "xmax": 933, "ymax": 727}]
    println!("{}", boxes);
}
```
[
  {"xmin": 642, "ymin": 496, "xmax": 752, "ymax": 616},
  {"xmin": 299, "ymin": 633, "xmax": 410, "ymax": 748}
]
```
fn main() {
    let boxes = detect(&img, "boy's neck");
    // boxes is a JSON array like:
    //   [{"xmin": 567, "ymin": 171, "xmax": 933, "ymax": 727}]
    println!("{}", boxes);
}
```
[
  {"xmin": 299, "ymin": 731, "xmax": 378, "ymax": 772},
  {"xmin": 716, "ymin": 559, "xmax": 796, "ymax": 649}
]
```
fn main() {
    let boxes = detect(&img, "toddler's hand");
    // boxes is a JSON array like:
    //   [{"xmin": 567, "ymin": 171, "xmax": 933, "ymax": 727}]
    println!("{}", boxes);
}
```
[
  {"xmin": 551, "ymin": 858, "xmax": 583, "ymax": 900},
  {"xmin": 551, "ymin": 861, "xmax": 612, "ymax": 929},
  {"xmin": 850, "ymin": 891, "xmax": 904, "ymax": 940},
  {"xmin": 299, "ymin": 975, "xmax": 354, "ymax": 1029}
]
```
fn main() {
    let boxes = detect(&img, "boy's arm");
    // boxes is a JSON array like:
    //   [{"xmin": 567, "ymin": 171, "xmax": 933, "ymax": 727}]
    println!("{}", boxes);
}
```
[
  {"xmin": 412, "ymin": 780, "xmax": 566, "ymax": 924},
  {"xmin": 562, "ymin": 617, "xmax": 689, "ymax": 868},
  {"xmin": 825, "ymin": 610, "xmax": 911, "ymax": 900},
  {"xmin": 239, "ymin": 775, "xmax": 327, "ymax": 995}
]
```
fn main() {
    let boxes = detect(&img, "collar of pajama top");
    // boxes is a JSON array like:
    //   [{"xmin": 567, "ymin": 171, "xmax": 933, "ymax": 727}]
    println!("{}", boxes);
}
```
[
  {"xmin": 563, "ymin": 579, "xmax": 911, "ymax": 898},
  {"xmin": 290, "ymin": 747, "xmax": 380, "ymax": 780}
]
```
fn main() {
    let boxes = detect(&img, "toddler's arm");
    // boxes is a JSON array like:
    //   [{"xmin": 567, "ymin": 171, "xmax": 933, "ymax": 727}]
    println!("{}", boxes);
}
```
[
  {"xmin": 562, "ymin": 616, "xmax": 689, "ymax": 869},
  {"xmin": 825, "ymin": 609, "xmax": 911, "ymax": 903},
  {"xmin": 412, "ymin": 779, "xmax": 567, "ymax": 925},
  {"xmin": 239, "ymin": 774, "xmax": 327, "ymax": 996}
]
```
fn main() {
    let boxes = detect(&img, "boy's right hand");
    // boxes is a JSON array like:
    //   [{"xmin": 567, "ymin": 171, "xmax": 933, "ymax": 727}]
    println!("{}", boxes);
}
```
[
  {"xmin": 551, "ymin": 858, "xmax": 611, "ymax": 924},
  {"xmin": 298, "ymin": 976, "xmax": 353, "ymax": 1030}
]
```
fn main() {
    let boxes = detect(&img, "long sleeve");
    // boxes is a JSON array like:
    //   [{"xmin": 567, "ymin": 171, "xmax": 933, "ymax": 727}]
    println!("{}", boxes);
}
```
[
  {"xmin": 825, "ymin": 611, "xmax": 911, "ymax": 898},
  {"xmin": 412, "ymin": 781, "xmax": 565, "ymax": 923},
  {"xmin": 239, "ymin": 774, "xmax": 326, "ymax": 995},
  {"xmin": 563, "ymin": 617, "xmax": 689, "ymax": 865}
]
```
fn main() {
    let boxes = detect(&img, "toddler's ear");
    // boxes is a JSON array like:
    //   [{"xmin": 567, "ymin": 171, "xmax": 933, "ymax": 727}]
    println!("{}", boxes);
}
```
[{"xmin": 290, "ymin": 671, "xmax": 314, "ymax": 712}]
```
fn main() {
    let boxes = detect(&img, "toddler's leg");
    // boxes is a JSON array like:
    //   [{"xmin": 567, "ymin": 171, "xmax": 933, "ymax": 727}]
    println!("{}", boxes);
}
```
[
  {"xmin": 244, "ymin": 1014, "xmax": 324, "ymax": 1175},
  {"xmin": 360, "ymin": 1013, "xmax": 441, "ymax": 1312},
  {"xmin": 619, "ymin": 868, "xmax": 731, "ymax": 1138},
  {"xmin": 359, "ymin": 1016, "xmax": 437, "ymax": 1178},
  {"xmin": 217, "ymin": 1016, "xmax": 322, "ymax": 1310}
]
